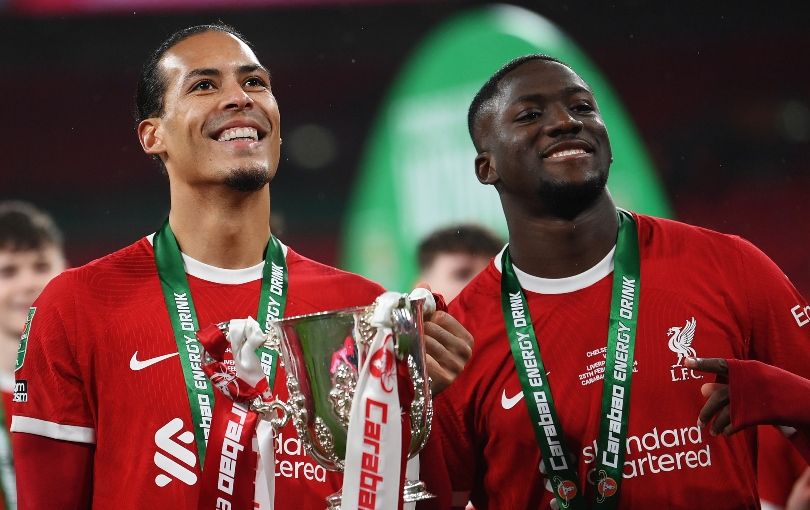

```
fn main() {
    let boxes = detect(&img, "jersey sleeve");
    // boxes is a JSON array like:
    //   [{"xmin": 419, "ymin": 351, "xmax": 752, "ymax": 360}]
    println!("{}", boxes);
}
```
[
  {"xmin": 11, "ymin": 272, "xmax": 95, "ymax": 444},
  {"xmin": 734, "ymin": 236, "xmax": 810, "ymax": 378},
  {"xmin": 428, "ymin": 298, "xmax": 481, "ymax": 509}
]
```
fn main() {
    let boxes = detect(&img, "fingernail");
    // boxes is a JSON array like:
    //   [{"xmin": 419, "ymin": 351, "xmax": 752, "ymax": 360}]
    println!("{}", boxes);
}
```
[{"xmin": 697, "ymin": 419, "xmax": 704, "ymax": 428}]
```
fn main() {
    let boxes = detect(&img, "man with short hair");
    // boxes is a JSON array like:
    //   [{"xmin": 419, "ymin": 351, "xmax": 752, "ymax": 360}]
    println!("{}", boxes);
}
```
[
  {"xmin": 12, "ymin": 24, "xmax": 472, "ymax": 509},
  {"xmin": 432, "ymin": 54, "xmax": 810, "ymax": 509},
  {"xmin": 417, "ymin": 225, "xmax": 502, "ymax": 302},
  {"xmin": 0, "ymin": 201, "xmax": 66, "ymax": 510}
]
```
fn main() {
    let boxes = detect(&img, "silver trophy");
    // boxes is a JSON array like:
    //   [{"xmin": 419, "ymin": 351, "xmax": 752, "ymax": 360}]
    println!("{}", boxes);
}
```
[{"xmin": 266, "ymin": 294, "xmax": 434, "ymax": 510}]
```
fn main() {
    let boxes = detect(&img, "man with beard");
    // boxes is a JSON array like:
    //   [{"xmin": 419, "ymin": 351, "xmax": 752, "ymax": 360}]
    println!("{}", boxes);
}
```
[
  {"xmin": 11, "ymin": 24, "xmax": 471, "ymax": 509},
  {"xmin": 431, "ymin": 55, "xmax": 810, "ymax": 509}
]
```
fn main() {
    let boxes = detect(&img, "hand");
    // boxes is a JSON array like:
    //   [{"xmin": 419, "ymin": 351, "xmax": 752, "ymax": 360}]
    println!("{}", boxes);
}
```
[
  {"xmin": 787, "ymin": 467, "xmax": 810, "ymax": 510},
  {"xmin": 423, "ymin": 310, "xmax": 473, "ymax": 395},
  {"xmin": 684, "ymin": 357, "xmax": 736, "ymax": 436}
]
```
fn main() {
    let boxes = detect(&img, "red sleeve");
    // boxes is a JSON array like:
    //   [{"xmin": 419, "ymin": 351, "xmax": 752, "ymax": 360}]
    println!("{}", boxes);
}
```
[
  {"xmin": 13, "ymin": 433, "xmax": 93, "ymax": 509},
  {"xmin": 734, "ymin": 237, "xmax": 810, "ymax": 379},
  {"xmin": 728, "ymin": 359, "xmax": 810, "ymax": 429},
  {"xmin": 426, "ymin": 390, "xmax": 476, "ymax": 509},
  {"xmin": 11, "ymin": 273, "xmax": 95, "ymax": 443},
  {"xmin": 758, "ymin": 426, "xmax": 808, "ymax": 506}
]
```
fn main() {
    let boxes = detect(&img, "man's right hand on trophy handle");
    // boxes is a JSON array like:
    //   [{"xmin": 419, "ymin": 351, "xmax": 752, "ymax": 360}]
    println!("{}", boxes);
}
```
[{"xmin": 415, "ymin": 283, "xmax": 474, "ymax": 396}]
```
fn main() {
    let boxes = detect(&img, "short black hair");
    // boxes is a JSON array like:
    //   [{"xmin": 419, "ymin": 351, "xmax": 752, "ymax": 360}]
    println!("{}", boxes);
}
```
[
  {"xmin": 417, "ymin": 224, "xmax": 503, "ymax": 270},
  {"xmin": 467, "ymin": 54, "xmax": 571, "ymax": 152},
  {"xmin": 134, "ymin": 23, "xmax": 254, "ymax": 126},
  {"xmin": 0, "ymin": 201, "xmax": 63, "ymax": 252}
]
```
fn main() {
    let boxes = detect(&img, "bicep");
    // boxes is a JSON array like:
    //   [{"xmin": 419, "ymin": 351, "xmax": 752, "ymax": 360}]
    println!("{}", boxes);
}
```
[{"xmin": 13, "ymin": 432, "xmax": 94, "ymax": 509}]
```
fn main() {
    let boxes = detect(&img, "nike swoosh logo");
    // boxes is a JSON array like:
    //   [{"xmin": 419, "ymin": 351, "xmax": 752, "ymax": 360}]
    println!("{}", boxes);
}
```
[
  {"xmin": 129, "ymin": 351, "xmax": 179, "ymax": 371},
  {"xmin": 501, "ymin": 389, "xmax": 525, "ymax": 410}
]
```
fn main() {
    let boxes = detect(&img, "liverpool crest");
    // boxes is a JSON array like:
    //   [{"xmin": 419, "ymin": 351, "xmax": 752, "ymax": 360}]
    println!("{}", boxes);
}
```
[{"xmin": 667, "ymin": 317, "xmax": 702, "ymax": 381}]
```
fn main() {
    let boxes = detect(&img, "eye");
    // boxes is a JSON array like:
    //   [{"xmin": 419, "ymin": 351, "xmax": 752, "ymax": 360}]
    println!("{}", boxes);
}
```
[
  {"xmin": 515, "ymin": 109, "xmax": 542, "ymax": 122},
  {"xmin": 244, "ymin": 76, "xmax": 268, "ymax": 89},
  {"xmin": 191, "ymin": 80, "xmax": 215, "ymax": 92},
  {"xmin": 571, "ymin": 101, "xmax": 595, "ymax": 114}
]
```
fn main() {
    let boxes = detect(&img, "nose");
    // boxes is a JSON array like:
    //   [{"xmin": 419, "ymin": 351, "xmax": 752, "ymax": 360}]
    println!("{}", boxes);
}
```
[
  {"xmin": 543, "ymin": 105, "xmax": 583, "ymax": 137},
  {"xmin": 222, "ymin": 80, "xmax": 253, "ymax": 111}
]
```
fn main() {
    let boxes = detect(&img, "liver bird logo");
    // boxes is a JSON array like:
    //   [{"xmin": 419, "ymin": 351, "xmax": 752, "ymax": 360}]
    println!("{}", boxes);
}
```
[{"xmin": 667, "ymin": 317, "xmax": 697, "ymax": 367}]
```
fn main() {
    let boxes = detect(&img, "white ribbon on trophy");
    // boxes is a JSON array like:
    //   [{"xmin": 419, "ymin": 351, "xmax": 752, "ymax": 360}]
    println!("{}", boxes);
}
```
[
  {"xmin": 341, "ymin": 289, "xmax": 436, "ymax": 510},
  {"xmin": 224, "ymin": 317, "xmax": 278, "ymax": 510}
]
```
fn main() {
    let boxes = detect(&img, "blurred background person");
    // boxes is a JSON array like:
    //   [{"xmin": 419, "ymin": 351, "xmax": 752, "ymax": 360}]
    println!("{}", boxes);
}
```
[
  {"xmin": 416, "ymin": 224, "xmax": 502, "ymax": 302},
  {"xmin": 0, "ymin": 201, "xmax": 67, "ymax": 510}
]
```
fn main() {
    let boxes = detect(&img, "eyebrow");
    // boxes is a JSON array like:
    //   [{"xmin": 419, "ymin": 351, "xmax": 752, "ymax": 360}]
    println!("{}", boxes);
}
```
[
  {"xmin": 513, "ymin": 85, "xmax": 593, "ymax": 104},
  {"xmin": 182, "ymin": 64, "xmax": 271, "ymax": 85}
]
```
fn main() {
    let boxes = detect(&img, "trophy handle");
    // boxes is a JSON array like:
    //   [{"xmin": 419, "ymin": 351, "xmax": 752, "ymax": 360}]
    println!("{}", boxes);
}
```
[{"xmin": 252, "ymin": 398, "xmax": 291, "ymax": 430}]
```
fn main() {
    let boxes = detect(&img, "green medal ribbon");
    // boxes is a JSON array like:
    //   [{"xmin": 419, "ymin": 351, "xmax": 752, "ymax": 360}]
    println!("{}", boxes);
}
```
[
  {"xmin": 153, "ymin": 220, "xmax": 287, "ymax": 466},
  {"xmin": 501, "ymin": 210, "xmax": 640, "ymax": 509}
]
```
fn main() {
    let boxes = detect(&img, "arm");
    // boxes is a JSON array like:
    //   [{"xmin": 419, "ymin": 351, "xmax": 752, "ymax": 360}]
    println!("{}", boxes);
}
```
[
  {"xmin": 13, "ymin": 432, "xmax": 94, "ymax": 509},
  {"xmin": 686, "ymin": 357, "xmax": 810, "ymax": 463}
]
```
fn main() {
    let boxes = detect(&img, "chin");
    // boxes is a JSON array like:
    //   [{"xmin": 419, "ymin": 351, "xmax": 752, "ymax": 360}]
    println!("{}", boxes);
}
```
[
  {"xmin": 537, "ymin": 172, "xmax": 608, "ymax": 219},
  {"xmin": 224, "ymin": 165, "xmax": 272, "ymax": 192}
]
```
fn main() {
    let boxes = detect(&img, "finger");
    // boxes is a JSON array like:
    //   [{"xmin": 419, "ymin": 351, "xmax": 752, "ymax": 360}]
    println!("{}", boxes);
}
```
[
  {"xmin": 698, "ymin": 384, "xmax": 730, "ymax": 428},
  {"xmin": 414, "ymin": 281, "xmax": 432, "ymax": 292},
  {"xmin": 424, "ymin": 333, "xmax": 466, "ymax": 377},
  {"xmin": 700, "ymin": 382, "xmax": 726, "ymax": 398},
  {"xmin": 425, "ymin": 355, "xmax": 450, "ymax": 395},
  {"xmin": 684, "ymin": 357, "xmax": 728, "ymax": 376},
  {"xmin": 710, "ymin": 406, "xmax": 732, "ymax": 436},
  {"xmin": 426, "ymin": 311, "xmax": 474, "ymax": 352}
]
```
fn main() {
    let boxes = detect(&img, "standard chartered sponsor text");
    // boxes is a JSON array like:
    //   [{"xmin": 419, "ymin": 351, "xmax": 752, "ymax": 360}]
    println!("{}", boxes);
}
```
[
  {"xmin": 582, "ymin": 425, "xmax": 711, "ymax": 480},
  {"xmin": 175, "ymin": 292, "xmax": 212, "ymax": 438},
  {"xmin": 509, "ymin": 291, "xmax": 568, "ymax": 471},
  {"xmin": 273, "ymin": 432, "xmax": 327, "ymax": 482}
]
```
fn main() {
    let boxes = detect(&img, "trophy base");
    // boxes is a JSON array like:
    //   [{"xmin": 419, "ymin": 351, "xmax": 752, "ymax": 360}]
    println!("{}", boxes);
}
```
[{"xmin": 325, "ymin": 480, "xmax": 436, "ymax": 509}]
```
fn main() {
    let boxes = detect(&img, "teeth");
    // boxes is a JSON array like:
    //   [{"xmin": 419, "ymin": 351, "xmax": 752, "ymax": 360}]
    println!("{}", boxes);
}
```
[
  {"xmin": 548, "ymin": 148, "xmax": 586, "ymax": 159},
  {"xmin": 217, "ymin": 127, "xmax": 258, "ymax": 142}
]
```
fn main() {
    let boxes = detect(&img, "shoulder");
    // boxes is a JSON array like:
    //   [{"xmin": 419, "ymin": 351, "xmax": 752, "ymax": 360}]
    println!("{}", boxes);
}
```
[
  {"xmin": 449, "ymin": 262, "xmax": 502, "ymax": 332},
  {"xmin": 39, "ymin": 238, "xmax": 154, "ymax": 303},
  {"xmin": 633, "ymin": 213, "xmax": 766, "ymax": 266},
  {"xmin": 285, "ymin": 246, "xmax": 385, "ymax": 309}
]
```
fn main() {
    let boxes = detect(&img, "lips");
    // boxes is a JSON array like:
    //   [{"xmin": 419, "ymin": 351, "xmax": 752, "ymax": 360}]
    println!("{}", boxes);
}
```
[{"xmin": 542, "ymin": 139, "xmax": 594, "ymax": 159}]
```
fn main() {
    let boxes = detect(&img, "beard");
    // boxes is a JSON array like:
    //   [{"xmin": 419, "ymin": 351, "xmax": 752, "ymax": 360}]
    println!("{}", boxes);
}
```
[
  {"xmin": 224, "ymin": 165, "xmax": 271, "ymax": 192},
  {"xmin": 536, "ymin": 170, "xmax": 608, "ymax": 220}
]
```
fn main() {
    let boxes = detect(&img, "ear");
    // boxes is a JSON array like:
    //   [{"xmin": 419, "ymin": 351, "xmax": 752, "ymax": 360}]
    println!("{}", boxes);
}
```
[
  {"xmin": 137, "ymin": 118, "xmax": 166, "ymax": 156},
  {"xmin": 475, "ymin": 152, "xmax": 499, "ymax": 185}
]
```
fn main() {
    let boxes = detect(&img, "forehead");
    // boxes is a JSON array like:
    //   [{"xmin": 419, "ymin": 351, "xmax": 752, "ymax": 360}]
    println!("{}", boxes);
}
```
[
  {"xmin": 160, "ymin": 31, "xmax": 262, "ymax": 81},
  {"xmin": 498, "ymin": 60, "xmax": 592, "ymax": 103}
]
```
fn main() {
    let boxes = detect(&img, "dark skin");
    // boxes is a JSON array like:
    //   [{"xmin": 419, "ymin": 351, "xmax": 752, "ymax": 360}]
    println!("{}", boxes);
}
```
[
  {"xmin": 473, "ymin": 59, "xmax": 617, "ymax": 278},
  {"xmin": 683, "ymin": 357, "xmax": 735, "ymax": 436}
]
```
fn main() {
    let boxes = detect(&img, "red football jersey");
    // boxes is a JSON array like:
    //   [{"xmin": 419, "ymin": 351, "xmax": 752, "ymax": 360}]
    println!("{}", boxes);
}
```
[
  {"xmin": 11, "ymin": 237, "xmax": 385, "ymax": 509},
  {"xmin": 435, "ymin": 214, "xmax": 810, "ymax": 509}
]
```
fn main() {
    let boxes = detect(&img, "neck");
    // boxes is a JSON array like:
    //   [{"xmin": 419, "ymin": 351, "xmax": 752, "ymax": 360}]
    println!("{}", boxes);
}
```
[
  {"xmin": 168, "ymin": 182, "xmax": 271, "ymax": 269},
  {"xmin": 504, "ymin": 191, "xmax": 618, "ymax": 278}
]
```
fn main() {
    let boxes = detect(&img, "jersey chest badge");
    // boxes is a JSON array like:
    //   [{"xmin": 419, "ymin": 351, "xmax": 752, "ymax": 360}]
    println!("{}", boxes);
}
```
[{"xmin": 667, "ymin": 317, "xmax": 703, "ymax": 382}]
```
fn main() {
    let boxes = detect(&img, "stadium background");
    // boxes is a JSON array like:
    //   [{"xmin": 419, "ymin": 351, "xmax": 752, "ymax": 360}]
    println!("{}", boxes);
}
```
[{"xmin": 1, "ymin": 0, "xmax": 808, "ymax": 296}]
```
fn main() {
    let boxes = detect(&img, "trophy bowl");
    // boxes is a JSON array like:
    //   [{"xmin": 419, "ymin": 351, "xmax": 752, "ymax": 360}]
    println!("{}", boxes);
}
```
[{"xmin": 270, "ymin": 295, "xmax": 433, "ymax": 508}]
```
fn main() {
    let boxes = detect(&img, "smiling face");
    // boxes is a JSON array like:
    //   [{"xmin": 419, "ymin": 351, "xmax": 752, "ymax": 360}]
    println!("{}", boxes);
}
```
[
  {"xmin": 137, "ymin": 30, "xmax": 281, "ymax": 191},
  {"xmin": 474, "ymin": 59, "xmax": 612, "ymax": 218}
]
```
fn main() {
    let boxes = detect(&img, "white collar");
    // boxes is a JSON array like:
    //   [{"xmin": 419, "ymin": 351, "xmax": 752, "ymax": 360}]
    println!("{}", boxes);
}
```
[
  {"xmin": 493, "ymin": 244, "xmax": 615, "ymax": 294},
  {"xmin": 146, "ymin": 233, "xmax": 288, "ymax": 285}
]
